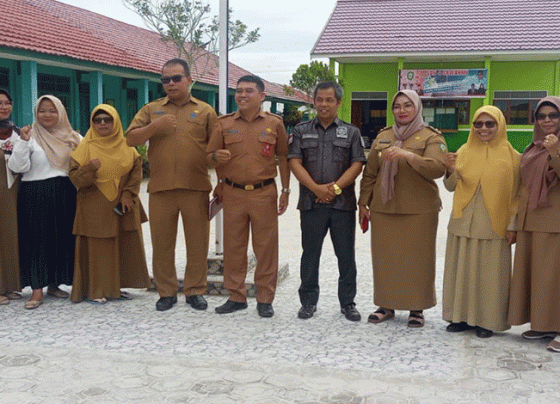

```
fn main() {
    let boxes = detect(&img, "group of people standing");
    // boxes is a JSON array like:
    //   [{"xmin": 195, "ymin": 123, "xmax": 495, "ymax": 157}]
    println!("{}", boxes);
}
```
[
  {"xmin": 358, "ymin": 89, "xmax": 560, "ymax": 353},
  {"xmin": 0, "ymin": 58, "xmax": 559, "ymax": 354}
]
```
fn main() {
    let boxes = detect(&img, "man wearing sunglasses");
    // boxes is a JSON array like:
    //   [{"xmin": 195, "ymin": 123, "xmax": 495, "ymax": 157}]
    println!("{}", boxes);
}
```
[
  {"xmin": 206, "ymin": 75, "xmax": 290, "ymax": 318},
  {"xmin": 126, "ymin": 58, "xmax": 218, "ymax": 312}
]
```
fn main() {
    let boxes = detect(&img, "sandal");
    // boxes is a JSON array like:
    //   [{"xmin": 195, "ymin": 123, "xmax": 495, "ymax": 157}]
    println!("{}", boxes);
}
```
[
  {"xmin": 367, "ymin": 308, "xmax": 395, "ymax": 323},
  {"xmin": 408, "ymin": 311, "xmax": 424, "ymax": 328},
  {"xmin": 119, "ymin": 291, "xmax": 132, "ymax": 300},
  {"xmin": 86, "ymin": 297, "xmax": 107, "ymax": 304},
  {"xmin": 47, "ymin": 286, "xmax": 69, "ymax": 299},
  {"xmin": 5, "ymin": 291, "xmax": 22, "ymax": 300},
  {"xmin": 0, "ymin": 295, "xmax": 9, "ymax": 305},
  {"xmin": 24, "ymin": 300, "xmax": 42, "ymax": 310}
]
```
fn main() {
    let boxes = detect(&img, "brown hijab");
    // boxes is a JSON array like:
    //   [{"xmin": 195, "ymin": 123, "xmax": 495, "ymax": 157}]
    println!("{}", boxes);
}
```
[
  {"xmin": 520, "ymin": 96, "xmax": 560, "ymax": 209},
  {"xmin": 31, "ymin": 95, "xmax": 81, "ymax": 173},
  {"xmin": 380, "ymin": 90, "xmax": 427, "ymax": 204}
]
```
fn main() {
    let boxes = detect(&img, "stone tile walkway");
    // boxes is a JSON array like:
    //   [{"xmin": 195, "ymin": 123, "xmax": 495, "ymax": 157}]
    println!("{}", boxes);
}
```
[{"xmin": 0, "ymin": 173, "xmax": 557, "ymax": 404}]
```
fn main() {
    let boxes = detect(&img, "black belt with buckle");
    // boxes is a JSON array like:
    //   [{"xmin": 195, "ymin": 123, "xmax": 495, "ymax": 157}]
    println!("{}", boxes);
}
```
[{"xmin": 224, "ymin": 178, "xmax": 275, "ymax": 191}]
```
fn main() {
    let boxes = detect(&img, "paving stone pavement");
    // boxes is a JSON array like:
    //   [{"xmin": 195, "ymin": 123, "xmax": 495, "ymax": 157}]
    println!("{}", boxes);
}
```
[{"xmin": 0, "ymin": 170, "xmax": 558, "ymax": 404}]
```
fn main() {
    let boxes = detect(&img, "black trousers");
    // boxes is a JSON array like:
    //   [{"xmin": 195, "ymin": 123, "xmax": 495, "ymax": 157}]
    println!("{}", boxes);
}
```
[{"xmin": 298, "ymin": 207, "xmax": 357, "ymax": 307}]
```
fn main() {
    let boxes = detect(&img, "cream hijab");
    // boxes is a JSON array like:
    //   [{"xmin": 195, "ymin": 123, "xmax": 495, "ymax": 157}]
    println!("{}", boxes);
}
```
[
  {"xmin": 72, "ymin": 104, "xmax": 138, "ymax": 201},
  {"xmin": 453, "ymin": 105, "xmax": 520, "ymax": 238},
  {"xmin": 31, "ymin": 95, "xmax": 81, "ymax": 173}
]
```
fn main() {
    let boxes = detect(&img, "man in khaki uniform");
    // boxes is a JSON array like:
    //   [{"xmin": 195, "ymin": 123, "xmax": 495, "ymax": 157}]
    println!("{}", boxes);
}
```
[
  {"xmin": 207, "ymin": 75, "xmax": 290, "ymax": 318},
  {"xmin": 126, "ymin": 58, "xmax": 218, "ymax": 312}
]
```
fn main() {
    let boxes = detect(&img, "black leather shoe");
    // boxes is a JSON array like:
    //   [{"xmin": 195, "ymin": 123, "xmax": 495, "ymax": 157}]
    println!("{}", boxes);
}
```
[
  {"xmin": 156, "ymin": 295, "xmax": 177, "ymax": 311},
  {"xmin": 446, "ymin": 322, "xmax": 475, "ymax": 333},
  {"xmin": 341, "ymin": 303, "xmax": 361, "ymax": 322},
  {"xmin": 186, "ymin": 295, "xmax": 208, "ymax": 310},
  {"xmin": 257, "ymin": 302, "xmax": 274, "ymax": 318},
  {"xmin": 298, "ymin": 304, "xmax": 316, "ymax": 319},
  {"xmin": 215, "ymin": 299, "xmax": 248, "ymax": 314},
  {"xmin": 476, "ymin": 327, "xmax": 494, "ymax": 338}
]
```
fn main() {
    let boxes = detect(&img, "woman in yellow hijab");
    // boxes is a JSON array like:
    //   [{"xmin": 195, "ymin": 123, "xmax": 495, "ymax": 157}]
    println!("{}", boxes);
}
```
[
  {"xmin": 69, "ymin": 104, "xmax": 150, "ymax": 303},
  {"xmin": 442, "ymin": 105, "xmax": 520, "ymax": 338}
]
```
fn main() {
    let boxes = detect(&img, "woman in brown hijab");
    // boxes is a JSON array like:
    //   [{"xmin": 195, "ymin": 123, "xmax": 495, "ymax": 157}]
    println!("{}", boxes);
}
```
[
  {"xmin": 8, "ymin": 95, "xmax": 81, "ymax": 309},
  {"xmin": 0, "ymin": 89, "xmax": 21, "ymax": 304},
  {"xmin": 359, "ymin": 90, "xmax": 447, "ymax": 328},
  {"xmin": 508, "ymin": 96, "xmax": 560, "ymax": 352}
]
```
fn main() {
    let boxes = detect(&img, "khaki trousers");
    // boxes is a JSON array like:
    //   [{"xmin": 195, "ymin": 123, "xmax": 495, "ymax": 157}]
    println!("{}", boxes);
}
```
[
  {"xmin": 223, "ymin": 184, "xmax": 279, "ymax": 303},
  {"xmin": 149, "ymin": 189, "xmax": 209, "ymax": 297}
]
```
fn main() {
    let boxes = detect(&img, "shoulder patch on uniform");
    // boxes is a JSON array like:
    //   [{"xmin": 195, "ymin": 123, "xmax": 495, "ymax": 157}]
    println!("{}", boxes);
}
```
[
  {"xmin": 440, "ymin": 143, "xmax": 447, "ymax": 153},
  {"xmin": 288, "ymin": 133, "xmax": 294, "ymax": 144}
]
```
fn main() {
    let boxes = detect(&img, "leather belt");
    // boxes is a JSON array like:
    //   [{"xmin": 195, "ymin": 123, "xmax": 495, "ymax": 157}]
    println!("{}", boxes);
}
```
[{"xmin": 224, "ymin": 178, "xmax": 275, "ymax": 191}]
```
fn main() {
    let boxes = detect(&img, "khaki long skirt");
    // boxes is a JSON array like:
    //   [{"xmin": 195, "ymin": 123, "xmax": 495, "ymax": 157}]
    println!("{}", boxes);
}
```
[
  {"xmin": 71, "ymin": 229, "xmax": 150, "ymax": 302},
  {"xmin": 508, "ymin": 231, "xmax": 560, "ymax": 332},
  {"xmin": 371, "ymin": 211, "xmax": 438, "ymax": 310},
  {"xmin": 443, "ymin": 234, "xmax": 512, "ymax": 331}
]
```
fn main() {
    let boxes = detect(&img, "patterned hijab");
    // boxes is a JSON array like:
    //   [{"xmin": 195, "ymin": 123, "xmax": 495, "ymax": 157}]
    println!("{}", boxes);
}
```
[
  {"xmin": 31, "ymin": 95, "xmax": 81, "ymax": 172},
  {"xmin": 453, "ymin": 105, "xmax": 520, "ymax": 238},
  {"xmin": 380, "ymin": 90, "xmax": 427, "ymax": 204},
  {"xmin": 520, "ymin": 96, "xmax": 560, "ymax": 210},
  {"xmin": 72, "ymin": 104, "xmax": 139, "ymax": 201}
]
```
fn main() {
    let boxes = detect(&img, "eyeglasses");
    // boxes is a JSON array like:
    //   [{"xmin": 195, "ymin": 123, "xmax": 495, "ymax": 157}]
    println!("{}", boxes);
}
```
[
  {"xmin": 535, "ymin": 112, "xmax": 560, "ymax": 121},
  {"xmin": 93, "ymin": 116, "xmax": 114, "ymax": 124},
  {"xmin": 473, "ymin": 120, "xmax": 497, "ymax": 129},
  {"xmin": 160, "ymin": 75, "xmax": 186, "ymax": 85}
]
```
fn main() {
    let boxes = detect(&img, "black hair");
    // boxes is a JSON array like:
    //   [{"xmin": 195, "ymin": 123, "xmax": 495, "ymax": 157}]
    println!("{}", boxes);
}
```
[
  {"xmin": 237, "ymin": 75, "xmax": 265, "ymax": 92},
  {"xmin": 313, "ymin": 81, "xmax": 343, "ymax": 101},
  {"xmin": 162, "ymin": 58, "xmax": 191, "ymax": 76},
  {"xmin": 0, "ymin": 89, "xmax": 13, "ymax": 104}
]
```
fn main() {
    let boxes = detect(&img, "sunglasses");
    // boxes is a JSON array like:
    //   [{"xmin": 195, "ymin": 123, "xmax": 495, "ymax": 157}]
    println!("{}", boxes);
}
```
[
  {"xmin": 160, "ymin": 75, "xmax": 186, "ymax": 85},
  {"xmin": 535, "ymin": 112, "xmax": 560, "ymax": 121},
  {"xmin": 473, "ymin": 120, "xmax": 496, "ymax": 129},
  {"xmin": 93, "ymin": 116, "xmax": 114, "ymax": 124}
]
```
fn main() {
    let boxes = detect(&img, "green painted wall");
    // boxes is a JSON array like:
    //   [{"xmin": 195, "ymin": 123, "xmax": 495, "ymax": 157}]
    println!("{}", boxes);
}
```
[{"xmin": 339, "ymin": 59, "xmax": 556, "ymax": 152}]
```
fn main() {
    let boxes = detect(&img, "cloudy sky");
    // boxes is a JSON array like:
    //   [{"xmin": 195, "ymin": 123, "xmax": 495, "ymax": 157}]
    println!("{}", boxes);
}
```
[{"xmin": 58, "ymin": 0, "xmax": 338, "ymax": 85}]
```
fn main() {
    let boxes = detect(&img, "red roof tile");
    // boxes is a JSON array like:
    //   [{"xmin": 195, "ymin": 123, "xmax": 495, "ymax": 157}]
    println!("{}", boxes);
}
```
[
  {"xmin": 0, "ymin": 0, "xmax": 309, "ymax": 103},
  {"xmin": 312, "ymin": 0, "xmax": 560, "ymax": 56}
]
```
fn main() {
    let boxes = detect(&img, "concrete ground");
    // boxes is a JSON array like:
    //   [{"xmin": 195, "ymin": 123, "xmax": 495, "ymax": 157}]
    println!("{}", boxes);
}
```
[{"xmin": 0, "ymin": 170, "xmax": 557, "ymax": 404}]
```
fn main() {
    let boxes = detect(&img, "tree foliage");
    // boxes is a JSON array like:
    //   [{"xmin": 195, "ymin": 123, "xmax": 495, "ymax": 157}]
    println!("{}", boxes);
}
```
[
  {"xmin": 288, "ymin": 61, "xmax": 338, "ymax": 97},
  {"xmin": 123, "ymin": 0, "xmax": 260, "ymax": 80}
]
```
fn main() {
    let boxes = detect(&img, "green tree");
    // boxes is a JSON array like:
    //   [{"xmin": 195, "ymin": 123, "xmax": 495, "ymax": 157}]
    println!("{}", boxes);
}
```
[
  {"xmin": 123, "ymin": 0, "xmax": 260, "ymax": 81},
  {"xmin": 288, "ymin": 61, "xmax": 338, "ymax": 98}
]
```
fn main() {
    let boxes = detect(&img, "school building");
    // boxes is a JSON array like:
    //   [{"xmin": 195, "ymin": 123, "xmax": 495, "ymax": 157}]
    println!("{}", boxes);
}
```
[
  {"xmin": 0, "ymin": 0, "xmax": 309, "ymax": 135},
  {"xmin": 312, "ymin": 0, "xmax": 560, "ymax": 151}
]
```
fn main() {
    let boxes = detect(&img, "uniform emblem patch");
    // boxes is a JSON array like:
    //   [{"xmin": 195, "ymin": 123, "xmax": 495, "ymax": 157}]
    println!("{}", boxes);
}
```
[
  {"xmin": 288, "ymin": 134, "xmax": 294, "ymax": 144},
  {"xmin": 191, "ymin": 112, "xmax": 198, "ymax": 119},
  {"xmin": 336, "ymin": 127, "xmax": 348, "ymax": 138},
  {"xmin": 266, "ymin": 128, "xmax": 272, "ymax": 133},
  {"xmin": 262, "ymin": 142, "xmax": 274, "ymax": 156},
  {"xmin": 440, "ymin": 143, "xmax": 447, "ymax": 153}
]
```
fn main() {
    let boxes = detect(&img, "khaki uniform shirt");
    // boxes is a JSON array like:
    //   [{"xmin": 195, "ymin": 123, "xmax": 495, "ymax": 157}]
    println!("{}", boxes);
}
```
[
  {"xmin": 358, "ymin": 126, "xmax": 447, "ymax": 214},
  {"xmin": 207, "ymin": 110, "xmax": 289, "ymax": 184},
  {"xmin": 517, "ymin": 155, "xmax": 560, "ymax": 233},
  {"xmin": 126, "ymin": 95, "xmax": 218, "ymax": 193}
]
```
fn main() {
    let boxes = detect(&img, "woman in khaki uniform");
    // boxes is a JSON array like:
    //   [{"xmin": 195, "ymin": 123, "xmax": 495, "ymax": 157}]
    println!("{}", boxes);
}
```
[
  {"xmin": 70, "ymin": 104, "xmax": 149, "ymax": 303},
  {"xmin": 359, "ymin": 90, "xmax": 447, "ymax": 328},
  {"xmin": 442, "ymin": 106, "xmax": 520, "ymax": 338},
  {"xmin": 0, "ymin": 89, "xmax": 21, "ymax": 305},
  {"xmin": 508, "ymin": 96, "xmax": 560, "ymax": 352}
]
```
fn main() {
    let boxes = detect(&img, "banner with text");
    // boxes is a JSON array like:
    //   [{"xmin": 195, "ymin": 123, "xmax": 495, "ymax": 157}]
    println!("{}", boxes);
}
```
[{"xmin": 399, "ymin": 69, "xmax": 488, "ymax": 98}]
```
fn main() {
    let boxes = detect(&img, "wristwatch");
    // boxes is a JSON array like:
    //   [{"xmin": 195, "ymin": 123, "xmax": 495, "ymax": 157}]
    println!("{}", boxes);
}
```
[{"xmin": 333, "ymin": 183, "xmax": 342, "ymax": 195}]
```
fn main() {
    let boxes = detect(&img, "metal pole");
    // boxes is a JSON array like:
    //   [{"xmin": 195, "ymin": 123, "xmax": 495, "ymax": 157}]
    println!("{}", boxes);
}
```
[{"xmin": 215, "ymin": 0, "xmax": 229, "ymax": 255}]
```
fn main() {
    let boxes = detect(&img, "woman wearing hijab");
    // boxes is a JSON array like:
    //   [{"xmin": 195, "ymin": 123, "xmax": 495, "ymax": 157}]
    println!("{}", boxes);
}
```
[
  {"xmin": 0, "ymin": 89, "xmax": 22, "ymax": 305},
  {"xmin": 70, "ymin": 104, "xmax": 149, "ymax": 304},
  {"xmin": 442, "ymin": 106, "xmax": 520, "ymax": 338},
  {"xmin": 8, "ymin": 95, "xmax": 81, "ymax": 309},
  {"xmin": 358, "ymin": 90, "xmax": 447, "ymax": 328},
  {"xmin": 508, "ymin": 96, "xmax": 560, "ymax": 352}
]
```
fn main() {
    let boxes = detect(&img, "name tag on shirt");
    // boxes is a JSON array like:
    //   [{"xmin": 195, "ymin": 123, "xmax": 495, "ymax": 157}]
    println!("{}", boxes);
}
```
[
  {"xmin": 227, "ymin": 129, "xmax": 239, "ymax": 134},
  {"xmin": 154, "ymin": 110, "xmax": 166, "ymax": 115},
  {"xmin": 302, "ymin": 134, "xmax": 318, "ymax": 139},
  {"xmin": 336, "ymin": 127, "xmax": 348, "ymax": 138}
]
